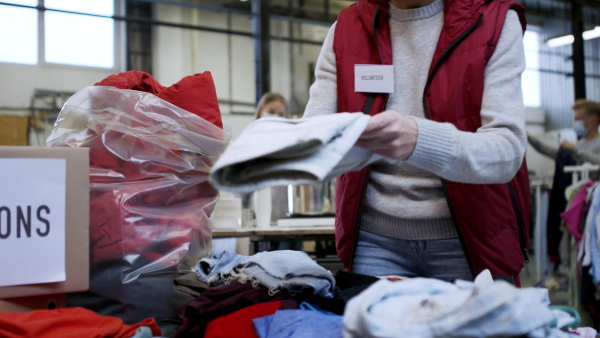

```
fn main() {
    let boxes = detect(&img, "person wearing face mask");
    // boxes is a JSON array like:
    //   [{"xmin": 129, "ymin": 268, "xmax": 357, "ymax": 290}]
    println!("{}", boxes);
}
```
[
  {"xmin": 254, "ymin": 92, "xmax": 287, "ymax": 119},
  {"xmin": 527, "ymin": 99, "xmax": 600, "ymax": 163},
  {"xmin": 241, "ymin": 93, "xmax": 288, "ymax": 229},
  {"xmin": 527, "ymin": 99, "xmax": 600, "ymax": 269},
  {"xmin": 557, "ymin": 100, "xmax": 600, "ymax": 163},
  {"xmin": 242, "ymin": 92, "xmax": 303, "ymax": 251},
  {"xmin": 254, "ymin": 92, "xmax": 290, "ymax": 228}
]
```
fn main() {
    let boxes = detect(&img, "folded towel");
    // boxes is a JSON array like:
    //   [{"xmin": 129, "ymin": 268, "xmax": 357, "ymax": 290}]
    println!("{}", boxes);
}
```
[{"xmin": 210, "ymin": 113, "xmax": 383, "ymax": 194}]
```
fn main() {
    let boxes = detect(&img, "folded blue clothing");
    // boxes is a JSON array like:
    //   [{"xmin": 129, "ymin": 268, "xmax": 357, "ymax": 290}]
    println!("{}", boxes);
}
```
[
  {"xmin": 196, "ymin": 249, "xmax": 336, "ymax": 298},
  {"xmin": 253, "ymin": 309, "xmax": 344, "ymax": 338}
]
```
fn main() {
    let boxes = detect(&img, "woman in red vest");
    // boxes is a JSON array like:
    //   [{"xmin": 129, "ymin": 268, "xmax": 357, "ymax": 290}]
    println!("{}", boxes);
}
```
[{"xmin": 303, "ymin": 0, "xmax": 530, "ymax": 285}]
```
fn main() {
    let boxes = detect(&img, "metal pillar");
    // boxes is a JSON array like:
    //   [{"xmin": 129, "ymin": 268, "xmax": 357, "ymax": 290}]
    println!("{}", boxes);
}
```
[
  {"xmin": 571, "ymin": 1, "xmax": 586, "ymax": 99},
  {"xmin": 252, "ymin": 0, "xmax": 270, "ymax": 104}
]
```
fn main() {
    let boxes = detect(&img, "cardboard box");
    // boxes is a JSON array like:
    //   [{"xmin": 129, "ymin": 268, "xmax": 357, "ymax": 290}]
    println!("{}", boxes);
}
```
[
  {"xmin": 0, "ymin": 146, "xmax": 89, "ymax": 307},
  {"xmin": 0, "ymin": 294, "xmax": 66, "ymax": 312}
]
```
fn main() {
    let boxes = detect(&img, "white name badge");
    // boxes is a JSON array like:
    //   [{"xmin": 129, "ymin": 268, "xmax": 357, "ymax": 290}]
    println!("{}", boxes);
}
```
[{"xmin": 354, "ymin": 64, "xmax": 394, "ymax": 93}]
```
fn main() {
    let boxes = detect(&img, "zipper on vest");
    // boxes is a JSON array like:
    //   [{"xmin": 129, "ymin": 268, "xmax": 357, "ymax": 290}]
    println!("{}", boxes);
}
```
[
  {"xmin": 440, "ymin": 180, "xmax": 475, "ymax": 278},
  {"xmin": 362, "ymin": 3, "xmax": 390, "ymax": 116},
  {"xmin": 349, "ymin": 165, "xmax": 372, "ymax": 270},
  {"xmin": 350, "ymin": 3, "xmax": 387, "ymax": 269},
  {"xmin": 507, "ymin": 182, "xmax": 530, "ymax": 263},
  {"xmin": 362, "ymin": 95, "xmax": 375, "ymax": 115},
  {"xmin": 371, "ymin": 4, "xmax": 384, "ymax": 65},
  {"xmin": 423, "ymin": 14, "xmax": 484, "ymax": 97},
  {"xmin": 422, "ymin": 13, "xmax": 483, "ymax": 278}
]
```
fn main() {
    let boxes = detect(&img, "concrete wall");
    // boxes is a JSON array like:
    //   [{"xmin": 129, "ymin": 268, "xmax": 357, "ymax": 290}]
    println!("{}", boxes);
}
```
[
  {"xmin": 152, "ymin": 3, "xmax": 328, "ymax": 137},
  {"xmin": 0, "ymin": 3, "xmax": 329, "ymax": 141}
]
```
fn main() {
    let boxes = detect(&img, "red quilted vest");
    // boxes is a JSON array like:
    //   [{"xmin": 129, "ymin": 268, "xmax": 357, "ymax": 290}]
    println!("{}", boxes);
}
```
[{"xmin": 333, "ymin": 0, "xmax": 530, "ymax": 284}]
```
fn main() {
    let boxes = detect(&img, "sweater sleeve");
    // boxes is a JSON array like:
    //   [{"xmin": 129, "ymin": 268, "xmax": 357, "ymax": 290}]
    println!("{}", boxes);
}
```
[
  {"xmin": 527, "ymin": 135, "xmax": 558, "ymax": 159},
  {"xmin": 572, "ymin": 146, "xmax": 600, "ymax": 165},
  {"xmin": 405, "ymin": 10, "xmax": 527, "ymax": 184},
  {"xmin": 303, "ymin": 22, "xmax": 339, "ymax": 118}
]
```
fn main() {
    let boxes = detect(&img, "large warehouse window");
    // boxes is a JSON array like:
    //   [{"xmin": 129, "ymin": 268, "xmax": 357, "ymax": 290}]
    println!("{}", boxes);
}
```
[
  {"xmin": 522, "ymin": 29, "xmax": 541, "ymax": 108},
  {"xmin": 0, "ymin": 0, "xmax": 38, "ymax": 65},
  {"xmin": 45, "ymin": 0, "xmax": 114, "ymax": 68},
  {"xmin": 0, "ymin": 0, "xmax": 115, "ymax": 68}
]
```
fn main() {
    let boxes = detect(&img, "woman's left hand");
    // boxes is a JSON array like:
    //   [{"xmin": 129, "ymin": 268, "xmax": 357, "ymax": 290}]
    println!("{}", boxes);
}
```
[
  {"xmin": 560, "ymin": 140, "xmax": 575, "ymax": 150},
  {"xmin": 355, "ymin": 110, "xmax": 418, "ymax": 160}
]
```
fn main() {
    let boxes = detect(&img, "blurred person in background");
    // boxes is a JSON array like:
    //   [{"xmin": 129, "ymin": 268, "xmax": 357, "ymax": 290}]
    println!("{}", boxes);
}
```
[
  {"xmin": 527, "ymin": 99, "xmax": 600, "ymax": 270},
  {"xmin": 528, "ymin": 99, "xmax": 600, "ymax": 163},
  {"xmin": 254, "ymin": 92, "xmax": 287, "ymax": 119},
  {"xmin": 246, "ymin": 92, "xmax": 303, "ymax": 251}
]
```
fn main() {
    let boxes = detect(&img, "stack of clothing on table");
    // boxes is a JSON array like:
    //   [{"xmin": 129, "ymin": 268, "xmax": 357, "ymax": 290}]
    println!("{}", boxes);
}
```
[
  {"xmin": 174, "ymin": 249, "xmax": 348, "ymax": 338},
  {"xmin": 172, "ymin": 249, "xmax": 592, "ymax": 338},
  {"xmin": 0, "ymin": 255, "xmax": 593, "ymax": 338}
]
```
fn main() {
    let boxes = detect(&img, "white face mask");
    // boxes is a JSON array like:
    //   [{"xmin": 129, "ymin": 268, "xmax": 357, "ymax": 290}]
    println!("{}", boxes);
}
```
[
  {"xmin": 261, "ymin": 112, "xmax": 279, "ymax": 118},
  {"xmin": 573, "ymin": 120, "xmax": 588, "ymax": 138}
]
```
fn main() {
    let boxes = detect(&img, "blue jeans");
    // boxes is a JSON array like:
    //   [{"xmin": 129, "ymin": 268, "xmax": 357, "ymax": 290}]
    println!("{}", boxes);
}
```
[{"xmin": 351, "ymin": 230, "xmax": 473, "ymax": 282}]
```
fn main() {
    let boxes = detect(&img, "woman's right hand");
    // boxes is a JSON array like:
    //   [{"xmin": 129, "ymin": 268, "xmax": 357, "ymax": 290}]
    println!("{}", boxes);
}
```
[{"xmin": 355, "ymin": 110, "xmax": 418, "ymax": 161}]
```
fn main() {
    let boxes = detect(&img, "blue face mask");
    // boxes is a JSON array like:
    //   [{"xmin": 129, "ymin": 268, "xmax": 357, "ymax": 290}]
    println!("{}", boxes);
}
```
[{"xmin": 573, "ymin": 120, "xmax": 588, "ymax": 138}]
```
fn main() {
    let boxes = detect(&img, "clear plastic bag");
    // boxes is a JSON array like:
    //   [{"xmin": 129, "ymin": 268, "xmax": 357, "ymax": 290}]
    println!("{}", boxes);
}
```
[{"xmin": 47, "ymin": 85, "xmax": 232, "ymax": 282}]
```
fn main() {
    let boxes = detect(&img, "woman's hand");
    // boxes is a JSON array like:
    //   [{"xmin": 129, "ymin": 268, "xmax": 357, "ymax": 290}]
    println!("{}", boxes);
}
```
[
  {"xmin": 560, "ymin": 140, "xmax": 575, "ymax": 150},
  {"xmin": 355, "ymin": 110, "xmax": 418, "ymax": 160}
]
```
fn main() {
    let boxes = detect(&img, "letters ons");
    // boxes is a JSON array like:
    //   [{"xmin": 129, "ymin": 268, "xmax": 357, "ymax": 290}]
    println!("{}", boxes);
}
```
[{"xmin": 0, "ymin": 205, "xmax": 50, "ymax": 239}]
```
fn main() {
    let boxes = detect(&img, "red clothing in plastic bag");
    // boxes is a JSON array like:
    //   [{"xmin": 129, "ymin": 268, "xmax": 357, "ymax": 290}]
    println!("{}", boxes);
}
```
[
  {"xmin": 47, "ymin": 72, "xmax": 231, "ymax": 281},
  {"xmin": 95, "ymin": 70, "xmax": 223, "ymax": 129}
]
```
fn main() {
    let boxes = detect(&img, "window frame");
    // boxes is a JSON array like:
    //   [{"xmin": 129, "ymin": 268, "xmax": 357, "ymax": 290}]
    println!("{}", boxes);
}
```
[
  {"xmin": 522, "ymin": 26, "xmax": 542, "ymax": 108},
  {"xmin": 0, "ymin": 0, "xmax": 124, "ymax": 71}
]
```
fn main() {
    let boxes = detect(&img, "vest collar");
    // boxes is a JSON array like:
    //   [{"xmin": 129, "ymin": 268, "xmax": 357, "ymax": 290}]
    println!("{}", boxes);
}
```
[
  {"xmin": 355, "ymin": 0, "xmax": 486, "ymax": 44},
  {"xmin": 430, "ymin": 0, "xmax": 487, "ymax": 71},
  {"xmin": 353, "ymin": 0, "xmax": 488, "ymax": 67},
  {"xmin": 356, "ymin": 0, "xmax": 390, "ymax": 35}
]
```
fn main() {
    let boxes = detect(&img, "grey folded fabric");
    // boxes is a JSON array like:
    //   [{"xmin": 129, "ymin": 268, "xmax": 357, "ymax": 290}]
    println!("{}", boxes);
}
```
[
  {"xmin": 173, "ymin": 272, "xmax": 209, "ymax": 298},
  {"xmin": 210, "ymin": 113, "xmax": 383, "ymax": 194}
]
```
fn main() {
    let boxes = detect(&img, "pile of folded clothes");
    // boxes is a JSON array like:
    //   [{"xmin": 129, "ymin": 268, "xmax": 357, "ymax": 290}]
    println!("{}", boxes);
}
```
[{"xmin": 173, "ymin": 249, "xmax": 592, "ymax": 338}]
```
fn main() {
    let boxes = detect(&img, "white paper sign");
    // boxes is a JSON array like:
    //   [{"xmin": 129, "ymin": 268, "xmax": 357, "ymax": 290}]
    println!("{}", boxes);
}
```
[
  {"xmin": 0, "ymin": 158, "xmax": 66, "ymax": 287},
  {"xmin": 354, "ymin": 64, "xmax": 395, "ymax": 93}
]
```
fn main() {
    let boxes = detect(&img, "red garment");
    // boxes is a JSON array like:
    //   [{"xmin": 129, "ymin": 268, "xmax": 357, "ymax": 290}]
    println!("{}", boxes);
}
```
[
  {"xmin": 333, "ymin": 0, "xmax": 530, "ymax": 284},
  {"xmin": 89, "ymin": 183, "xmax": 210, "ymax": 262},
  {"xmin": 0, "ymin": 307, "xmax": 162, "ymax": 338},
  {"xmin": 83, "ymin": 71, "xmax": 222, "ymax": 263},
  {"xmin": 95, "ymin": 70, "xmax": 223, "ymax": 129},
  {"xmin": 204, "ymin": 301, "xmax": 284, "ymax": 338},
  {"xmin": 175, "ymin": 282, "xmax": 297, "ymax": 338},
  {"xmin": 561, "ymin": 180, "xmax": 595, "ymax": 242}
]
